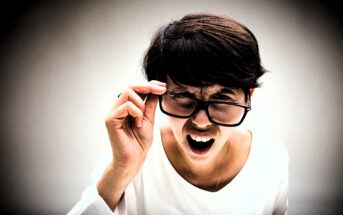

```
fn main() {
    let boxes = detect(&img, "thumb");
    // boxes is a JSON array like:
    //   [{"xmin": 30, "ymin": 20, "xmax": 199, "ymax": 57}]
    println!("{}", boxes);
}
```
[{"xmin": 143, "ymin": 94, "xmax": 159, "ymax": 124}]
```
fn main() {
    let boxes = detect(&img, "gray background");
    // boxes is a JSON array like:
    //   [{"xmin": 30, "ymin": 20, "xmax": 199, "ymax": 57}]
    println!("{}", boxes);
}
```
[{"xmin": 1, "ymin": 0, "xmax": 342, "ymax": 214}]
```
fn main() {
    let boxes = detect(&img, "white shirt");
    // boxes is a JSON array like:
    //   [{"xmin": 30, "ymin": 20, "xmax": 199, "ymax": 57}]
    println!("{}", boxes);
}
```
[{"xmin": 68, "ymin": 127, "xmax": 289, "ymax": 215}]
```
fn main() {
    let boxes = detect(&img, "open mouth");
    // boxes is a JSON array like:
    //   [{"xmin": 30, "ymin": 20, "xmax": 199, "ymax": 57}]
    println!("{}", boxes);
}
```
[{"xmin": 187, "ymin": 134, "xmax": 215, "ymax": 154}]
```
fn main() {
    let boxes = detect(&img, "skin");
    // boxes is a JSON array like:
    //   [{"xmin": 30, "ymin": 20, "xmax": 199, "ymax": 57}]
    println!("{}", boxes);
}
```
[
  {"xmin": 97, "ymin": 78, "xmax": 253, "ymax": 210},
  {"xmin": 161, "ymin": 77, "xmax": 252, "ymax": 191},
  {"xmin": 97, "ymin": 80, "xmax": 167, "ymax": 210}
]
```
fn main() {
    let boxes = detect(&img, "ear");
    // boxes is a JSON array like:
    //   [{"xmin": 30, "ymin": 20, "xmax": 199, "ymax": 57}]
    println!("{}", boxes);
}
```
[
  {"xmin": 246, "ymin": 88, "xmax": 255, "ymax": 105},
  {"xmin": 249, "ymin": 88, "xmax": 255, "ymax": 96}
]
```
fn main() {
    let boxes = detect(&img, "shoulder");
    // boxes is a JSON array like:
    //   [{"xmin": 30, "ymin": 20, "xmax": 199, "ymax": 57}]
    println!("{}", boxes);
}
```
[
  {"xmin": 252, "ymin": 130, "xmax": 288, "ymax": 162},
  {"xmin": 250, "ymin": 130, "xmax": 289, "ymax": 180}
]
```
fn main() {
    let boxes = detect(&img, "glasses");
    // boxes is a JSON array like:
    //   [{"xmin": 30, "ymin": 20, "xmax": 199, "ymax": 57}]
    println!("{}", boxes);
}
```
[{"xmin": 159, "ymin": 91, "xmax": 251, "ymax": 127}]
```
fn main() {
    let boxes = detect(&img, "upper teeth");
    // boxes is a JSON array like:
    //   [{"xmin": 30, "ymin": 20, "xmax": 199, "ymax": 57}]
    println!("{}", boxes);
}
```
[{"xmin": 190, "ymin": 134, "xmax": 212, "ymax": 142}]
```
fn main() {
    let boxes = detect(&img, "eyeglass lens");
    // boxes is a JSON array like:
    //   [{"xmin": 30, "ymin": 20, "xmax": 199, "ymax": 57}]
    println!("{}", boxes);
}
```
[{"xmin": 161, "ymin": 93, "xmax": 245, "ymax": 125}]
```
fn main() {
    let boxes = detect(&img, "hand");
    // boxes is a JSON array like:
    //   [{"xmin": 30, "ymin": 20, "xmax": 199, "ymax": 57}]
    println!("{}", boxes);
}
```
[
  {"xmin": 105, "ymin": 80, "xmax": 166, "ymax": 171},
  {"xmin": 97, "ymin": 80, "xmax": 166, "ymax": 210}
]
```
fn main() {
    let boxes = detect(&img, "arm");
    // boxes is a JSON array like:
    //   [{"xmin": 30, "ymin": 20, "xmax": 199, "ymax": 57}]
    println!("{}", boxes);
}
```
[
  {"xmin": 98, "ymin": 81, "xmax": 166, "ymax": 210},
  {"xmin": 67, "ymin": 183, "xmax": 126, "ymax": 215},
  {"xmin": 272, "ymin": 143, "xmax": 289, "ymax": 215},
  {"xmin": 272, "ymin": 176, "xmax": 289, "ymax": 215},
  {"xmin": 68, "ymin": 81, "xmax": 166, "ymax": 214}
]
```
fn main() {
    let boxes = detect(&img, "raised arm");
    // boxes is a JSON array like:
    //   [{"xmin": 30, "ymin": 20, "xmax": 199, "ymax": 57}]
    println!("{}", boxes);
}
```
[{"xmin": 97, "ymin": 80, "xmax": 166, "ymax": 210}]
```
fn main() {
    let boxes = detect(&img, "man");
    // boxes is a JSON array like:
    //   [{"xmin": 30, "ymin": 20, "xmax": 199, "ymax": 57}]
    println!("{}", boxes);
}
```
[{"xmin": 69, "ymin": 12, "xmax": 288, "ymax": 215}]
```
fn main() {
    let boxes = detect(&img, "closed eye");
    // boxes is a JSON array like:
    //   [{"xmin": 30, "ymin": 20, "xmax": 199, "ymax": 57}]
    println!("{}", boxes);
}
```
[
  {"xmin": 210, "ymin": 94, "xmax": 233, "ymax": 101},
  {"xmin": 168, "ymin": 93, "xmax": 197, "ymax": 108}
]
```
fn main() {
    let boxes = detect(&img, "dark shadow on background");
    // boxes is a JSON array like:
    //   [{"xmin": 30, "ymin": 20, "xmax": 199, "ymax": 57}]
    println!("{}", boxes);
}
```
[
  {"xmin": 1, "ymin": 1, "xmax": 61, "ymax": 214},
  {"xmin": 290, "ymin": 1, "xmax": 343, "ymax": 214},
  {"xmin": 0, "ymin": 0, "xmax": 342, "ymax": 214}
]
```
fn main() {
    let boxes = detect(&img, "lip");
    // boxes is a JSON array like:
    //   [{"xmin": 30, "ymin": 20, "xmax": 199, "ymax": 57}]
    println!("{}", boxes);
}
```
[
  {"xmin": 187, "ymin": 131, "xmax": 216, "ymax": 138},
  {"xmin": 186, "ymin": 135, "xmax": 215, "ymax": 156}
]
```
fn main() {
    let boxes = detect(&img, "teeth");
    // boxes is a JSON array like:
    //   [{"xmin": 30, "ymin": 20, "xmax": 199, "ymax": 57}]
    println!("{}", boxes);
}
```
[{"xmin": 190, "ymin": 134, "xmax": 212, "ymax": 142}]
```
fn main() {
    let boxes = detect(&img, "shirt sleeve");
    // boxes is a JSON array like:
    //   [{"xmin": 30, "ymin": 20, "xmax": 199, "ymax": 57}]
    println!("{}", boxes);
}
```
[
  {"xmin": 67, "ymin": 184, "xmax": 127, "ymax": 215},
  {"xmin": 272, "ymin": 143, "xmax": 289, "ymax": 215},
  {"xmin": 272, "ymin": 174, "xmax": 289, "ymax": 215}
]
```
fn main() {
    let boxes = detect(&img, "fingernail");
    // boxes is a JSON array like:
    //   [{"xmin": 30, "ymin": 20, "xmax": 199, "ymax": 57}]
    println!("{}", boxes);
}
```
[
  {"xmin": 154, "ymin": 85, "xmax": 166, "ymax": 90},
  {"xmin": 151, "ymin": 80, "xmax": 167, "ymax": 85}
]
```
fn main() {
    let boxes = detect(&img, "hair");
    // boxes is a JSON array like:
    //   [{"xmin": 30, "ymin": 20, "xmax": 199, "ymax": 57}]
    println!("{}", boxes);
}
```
[{"xmin": 143, "ymin": 12, "xmax": 267, "ymax": 95}]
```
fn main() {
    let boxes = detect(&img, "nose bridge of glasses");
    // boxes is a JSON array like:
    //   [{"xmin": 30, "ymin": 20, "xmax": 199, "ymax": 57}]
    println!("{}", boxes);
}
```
[
  {"xmin": 191, "ymin": 101, "xmax": 212, "ymax": 126},
  {"xmin": 191, "ymin": 99, "xmax": 209, "ymax": 116},
  {"xmin": 195, "ymin": 99, "xmax": 208, "ymax": 110}
]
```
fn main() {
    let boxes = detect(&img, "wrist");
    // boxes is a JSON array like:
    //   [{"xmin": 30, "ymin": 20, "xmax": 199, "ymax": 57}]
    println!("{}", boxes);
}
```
[{"xmin": 96, "ymin": 161, "xmax": 132, "ymax": 210}]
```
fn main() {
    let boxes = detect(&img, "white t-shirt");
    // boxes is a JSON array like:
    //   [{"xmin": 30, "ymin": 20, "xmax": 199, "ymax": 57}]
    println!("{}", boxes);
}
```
[{"xmin": 68, "ymin": 127, "xmax": 289, "ymax": 215}]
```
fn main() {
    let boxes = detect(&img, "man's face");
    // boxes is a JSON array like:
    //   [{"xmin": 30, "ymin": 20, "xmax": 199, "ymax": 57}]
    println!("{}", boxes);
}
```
[{"xmin": 164, "ymin": 77, "xmax": 249, "ymax": 164}]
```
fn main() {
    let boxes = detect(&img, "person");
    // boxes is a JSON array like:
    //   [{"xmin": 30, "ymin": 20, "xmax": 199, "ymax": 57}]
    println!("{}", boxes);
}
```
[{"xmin": 68, "ymin": 12, "xmax": 289, "ymax": 215}]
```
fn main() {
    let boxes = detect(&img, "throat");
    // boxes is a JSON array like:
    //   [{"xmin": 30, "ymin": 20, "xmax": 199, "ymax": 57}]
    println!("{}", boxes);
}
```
[
  {"xmin": 181, "ymin": 164, "xmax": 227, "ymax": 192},
  {"xmin": 175, "ymin": 145, "xmax": 230, "ymax": 192}
]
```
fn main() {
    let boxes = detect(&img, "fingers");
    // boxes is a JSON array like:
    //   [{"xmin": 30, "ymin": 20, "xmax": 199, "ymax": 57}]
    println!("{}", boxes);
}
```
[
  {"xmin": 108, "ymin": 101, "xmax": 143, "ymax": 128},
  {"xmin": 149, "ymin": 80, "xmax": 167, "ymax": 87},
  {"xmin": 127, "ymin": 81, "xmax": 166, "ymax": 96},
  {"xmin": 116, "ymin": 88, "xmax": 145, "ymax": 112},
  {"xmin": 108, "ymin": 80, "xmax": 166, "ymax": 129},
  {"xmin": 114, "ymin": 80, "xmax": 166, "ymax": 111}
]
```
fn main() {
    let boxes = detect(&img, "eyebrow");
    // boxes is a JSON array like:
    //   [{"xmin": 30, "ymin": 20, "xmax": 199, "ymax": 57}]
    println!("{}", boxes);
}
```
[{"xmin": 169, "ymin": 86, "xmax": 196, "ymax": 93}]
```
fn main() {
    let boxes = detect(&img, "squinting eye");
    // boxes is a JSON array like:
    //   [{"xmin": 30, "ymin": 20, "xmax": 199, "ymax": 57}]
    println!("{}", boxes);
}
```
[
  {"xmin": 211, "ymin": 94, "xmax": 233, "ymax": 101},
  {"xmin": 170, "ymin": 95, "xmax": 196, "ymax": 106},
  {"xmin": 170, "ymin": 94, "xmax": 188, "ymax": 100},
  {"xmin": 179, "ymin": 101, "xmax": 196, "ymax": 108},
  {"xmin": 172, "ymin": 95, "xmax": 193, "ymax": 103}
]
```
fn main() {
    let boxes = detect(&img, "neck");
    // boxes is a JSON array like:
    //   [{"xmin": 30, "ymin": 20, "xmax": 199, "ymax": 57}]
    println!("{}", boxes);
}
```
[
  {"xmin": 178, "ymin": 140, "xmax": 229, "ymax": 177},
  {"xmin": 177, "ymin": 141, "xmax": 230, "ymax": 191},
  {"xmin": 160, "ymin": 126, "xmax": 232, "ymax": 191}
]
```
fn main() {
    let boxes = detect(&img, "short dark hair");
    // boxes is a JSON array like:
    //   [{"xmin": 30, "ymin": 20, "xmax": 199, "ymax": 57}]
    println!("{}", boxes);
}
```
[{"xmin": 143, "ymin": 12, "xmax": 266, "ymax": 93}]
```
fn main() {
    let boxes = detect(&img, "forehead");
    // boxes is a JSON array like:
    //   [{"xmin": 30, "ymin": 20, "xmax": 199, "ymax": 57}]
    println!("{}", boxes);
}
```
[{"xmin": 166, "ymin": 76, "xmax": 242, "ymax": 96}]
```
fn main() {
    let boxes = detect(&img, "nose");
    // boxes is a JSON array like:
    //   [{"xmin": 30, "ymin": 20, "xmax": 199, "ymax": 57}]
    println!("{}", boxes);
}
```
[{"xmin": 191, "ymin": 109, "xmax": 212, "ymax": 129}]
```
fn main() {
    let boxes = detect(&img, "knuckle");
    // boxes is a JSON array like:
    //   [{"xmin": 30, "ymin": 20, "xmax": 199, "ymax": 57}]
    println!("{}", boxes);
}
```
[
  {"xmin": 126, "ymin": 87, "xmax": 140, "ymax": 98},
  {"xmin": 122, "ymin": 88, "xmax": 131, "ymax": 97},
  {"xmin": 126, "ymin": 102, "xmax": 143, "ymax": 117},
  {"xmin": 125, "ymin": 101, "xmax": 134, "ymax": 108},
  {"xmin": 127, "ymin": 83, "xmax": 140, "ymax": 91},
  {"xmin": 105, "ymin": 116, "xmax": 113, "ymax": 126}
]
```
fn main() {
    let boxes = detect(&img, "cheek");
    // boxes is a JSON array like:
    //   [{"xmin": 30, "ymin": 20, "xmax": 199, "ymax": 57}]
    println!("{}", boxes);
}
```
[{"xmin": 167, "ymin": 117, "xmax": 188, "ymax": 142}]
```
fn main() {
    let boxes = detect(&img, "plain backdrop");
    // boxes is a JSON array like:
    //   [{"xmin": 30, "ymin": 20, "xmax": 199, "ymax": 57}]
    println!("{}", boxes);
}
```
[{"xmin": 0, "ymin": 0, "xmax": 342, "ymax": 214}]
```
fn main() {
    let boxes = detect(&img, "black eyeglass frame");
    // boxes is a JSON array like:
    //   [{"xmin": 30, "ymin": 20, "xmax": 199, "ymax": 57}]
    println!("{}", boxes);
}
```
[{"xmin": 158, "ymin": 91, "xmax": 251, "ymax": 127}]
